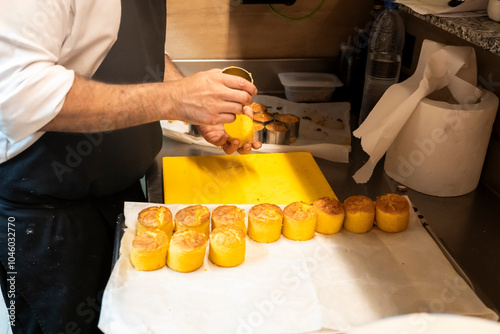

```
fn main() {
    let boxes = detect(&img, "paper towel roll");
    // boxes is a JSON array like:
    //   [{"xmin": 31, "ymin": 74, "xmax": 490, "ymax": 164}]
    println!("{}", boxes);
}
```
[{"xmin": 384, "ymin": 89, "xmax": 498, "ymax": 197}]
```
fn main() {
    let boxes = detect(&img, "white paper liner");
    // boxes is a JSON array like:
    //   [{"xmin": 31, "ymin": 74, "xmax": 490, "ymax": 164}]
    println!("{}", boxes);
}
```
[
  {"xmin": 98, "ymin": 200, "xmax": 498, "ymax": 334},
  {"xmin": 160, "ymin": 95, "xmax": 351, "ymax": 163}
]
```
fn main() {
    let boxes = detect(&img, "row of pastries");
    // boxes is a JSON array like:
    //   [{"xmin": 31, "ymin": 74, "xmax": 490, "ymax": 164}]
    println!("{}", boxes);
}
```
[{"xmin": 130, "ymin": 193, "xmax": 410, "ymax": 273}]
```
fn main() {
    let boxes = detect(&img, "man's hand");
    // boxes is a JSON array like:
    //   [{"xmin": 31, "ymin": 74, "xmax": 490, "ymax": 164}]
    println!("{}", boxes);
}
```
[
  {"xmin": 197, "ymin": 101, "xmax": 262, "ymax": 155},
  {"xmin": 167, "ymin": 69, "xmax": 257, "ymax": 126},
  {"xmin": 197, "ymin": 123, "xmax": 262, "ymax": 155}
]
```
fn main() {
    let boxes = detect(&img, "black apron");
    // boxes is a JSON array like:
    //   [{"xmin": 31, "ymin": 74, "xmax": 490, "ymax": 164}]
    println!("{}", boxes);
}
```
[{"xmin": 0, "ymin": 0, "xmax": 166, "ymax": 333}]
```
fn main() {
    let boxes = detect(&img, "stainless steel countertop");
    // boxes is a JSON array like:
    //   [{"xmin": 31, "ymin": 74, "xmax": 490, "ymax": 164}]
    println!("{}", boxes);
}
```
[{"xmin": 145, "ymin": 131, "xmax": 500, "ymax": 318}]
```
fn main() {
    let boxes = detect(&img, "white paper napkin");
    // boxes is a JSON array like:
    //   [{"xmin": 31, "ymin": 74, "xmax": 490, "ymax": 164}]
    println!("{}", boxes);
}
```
[{"xmin": 352, "ymin": 39, "xmax": 482, "ymax": 184}]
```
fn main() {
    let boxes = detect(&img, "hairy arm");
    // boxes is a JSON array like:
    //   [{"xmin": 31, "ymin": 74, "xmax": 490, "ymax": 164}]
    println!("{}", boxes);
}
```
[
  {"xmin": 41, "ymin": 68, "xmax": 256, "ymax": 133},
  {"xmin": 41, "ymin": 75, "xmax": 164, "ymax": 132}
]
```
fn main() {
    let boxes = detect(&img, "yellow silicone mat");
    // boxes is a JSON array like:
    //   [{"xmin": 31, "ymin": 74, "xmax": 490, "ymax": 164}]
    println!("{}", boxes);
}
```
[{"xmin": 162, "ymin": 152, "xmax": 335, "ymax": 204}]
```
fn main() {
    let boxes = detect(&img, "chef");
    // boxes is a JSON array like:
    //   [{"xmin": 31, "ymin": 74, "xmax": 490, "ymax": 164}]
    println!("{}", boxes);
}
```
[{"xmin": 0, "ymin": 0, "xmax": 260, "ymax": 333}]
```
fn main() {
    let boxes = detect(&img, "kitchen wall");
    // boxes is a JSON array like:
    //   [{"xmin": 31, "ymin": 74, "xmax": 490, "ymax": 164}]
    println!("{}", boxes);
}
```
[{"xmin": 165, "ymin": 0, "xmax": 373, "ymax": 59}]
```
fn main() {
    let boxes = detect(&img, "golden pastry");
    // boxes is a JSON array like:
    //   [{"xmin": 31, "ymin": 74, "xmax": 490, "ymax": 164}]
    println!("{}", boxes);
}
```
[
  {"xmin": 275, "ymin": 114, "xmax": 299, "ymax": 124},
  {"xmin": 174, "ymin": 205, "xmax": 210, "ymax": 238},
  {"xmin": 343, "ymin": 195, "xmax": 375, "ymax": 233},
  {"xmin": 209, "ymin": 226, "xmax": 246, "ymax": 267},
  {"xmin": 253, "ymin": 112, "xmax": 274, "ymax": 123},
  {"xmin": 130, "ymin": 230, "xmax": 169, "ymax": 271},
  {"xmin": 136, "ymin": 206, "xmax": 174, "ymax": 240},
  {"xmin": 313, "ymin": 197, "xmax": 345, "ymax": 235},
  {"xmin": 282, "ymin": 201, "xmax": 317, "ymax": 241},
  {"xmin": 224, "ymin": 114, "xmax": 255, "ymax": 148},
  {"xmin": 211, "ymin": 205, "xmax": 247, "ymax": 234},
  {"xmin": 375, "ymin": 193, "xmax": 410, "ymax": 232},
  {"xmin": 167, "ymin": 229, "xmax": 207, "ymax": 273},
  {"xmin": 247, "ymin": 203, "xmax": 283, "ymax": 243},
  {"xmin": 254, "ymin": 122, "xmax": 265, "ymax": 131},
  {"xmin": 265, "ymin": 122, "xmax": 288, "ymax": 133},
  {"xmin": 250, "ymin": 103, "xmax": 267, "ymax": 112}
]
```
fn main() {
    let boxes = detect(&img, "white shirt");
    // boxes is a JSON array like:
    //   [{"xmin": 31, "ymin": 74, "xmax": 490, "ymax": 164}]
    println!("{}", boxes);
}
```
[{"xmin": 0, "ymin": 0, "xmax": 121, "ymax": 163}]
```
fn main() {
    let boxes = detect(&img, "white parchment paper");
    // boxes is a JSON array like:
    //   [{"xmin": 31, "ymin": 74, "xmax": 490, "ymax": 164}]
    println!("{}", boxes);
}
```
[{"xmin": 98, "ymin": 201, "xmax": 498, "ymax": 334}]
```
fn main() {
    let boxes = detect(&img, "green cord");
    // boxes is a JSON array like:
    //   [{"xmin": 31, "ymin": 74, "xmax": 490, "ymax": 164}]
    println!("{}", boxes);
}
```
[{"xmin": 268, "ymin": 0, "xmax": 327, "ymax": 21}]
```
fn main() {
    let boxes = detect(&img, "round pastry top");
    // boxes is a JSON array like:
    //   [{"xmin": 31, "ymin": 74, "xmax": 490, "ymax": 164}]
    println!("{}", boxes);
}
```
[
  {"xmin": 210, "ymin": 226, "xmax": 246, "ymax": 248},
  {"xmin": 249, "ymin": 203, "xmax": 283, "ymax": 221},
  {"xmin": 175, "ymin": 205, "xmax": 210, "ymax": 227},
  {"xmin": 283, "ymin": 201, "xmax": 316, "ymax": 221},
  {"xmin": 250, "ymin": 102, "xmax": 267, "ymax": 112},
  {"xmin": 137, "ymin": 206, "xmax": 172, "ymax": 228},
  {"xmin": 254, "ymin": 112, "xmax": 273, "ymax": 122},
  {"xmin": 170, "ymin": 229, "xmax": 207, "ymax": 250},
  {"xmin": 266, "ymin": 122, "xmax": 288, "ymax": 132},
  {"xmin": 313, "ymin": 197, "xmax": 344, "ymax": 215},
  {"xmin": 344, "ymin": 195, "xmax": 375, "ymax": 214},
  {"xmin": 275, "ymin": 114, "xmax": 299, "ymax": 124},
  {"xmin": 132, "ymin": 230, "xmax": 168, "ymax": 252},
  {"xmin": 375, "ymin": 193, "xmax": 409, "ymax": 214},
  {"xmin": 254, "ymin": 122, "xmax": 265, "ymax": 131},
  {"xmin": 212, "ymin": 205, "xmax": 245, "ymax": 224}
]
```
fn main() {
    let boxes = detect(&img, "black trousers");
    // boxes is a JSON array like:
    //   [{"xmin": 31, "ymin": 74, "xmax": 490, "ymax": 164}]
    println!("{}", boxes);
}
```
[{"xmin": 0, "ymin": 181, "xmax": 147, "ymax": 334}]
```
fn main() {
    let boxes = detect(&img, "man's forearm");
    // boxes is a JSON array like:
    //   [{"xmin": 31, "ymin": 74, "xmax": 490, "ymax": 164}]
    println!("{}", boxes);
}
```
[
  {"xmin": 41, "ymin": 75, "xmax": 171, "ymax": 133},
  {"xmin": 40, "ymin": 68, "xmax": 257, "ymax": 133}
]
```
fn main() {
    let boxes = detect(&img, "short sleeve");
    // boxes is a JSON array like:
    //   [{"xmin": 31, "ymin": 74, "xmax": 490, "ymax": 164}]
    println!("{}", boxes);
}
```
[{"xmin": 0, "ymin": 1, "xmax": 76, "ymax": 143}]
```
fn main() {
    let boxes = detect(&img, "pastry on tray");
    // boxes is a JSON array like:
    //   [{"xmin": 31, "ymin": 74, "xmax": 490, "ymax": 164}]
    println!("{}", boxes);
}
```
[
  {"xmin": 130, "ymin": 230, "xmax": 169, "ymax": 271},
  {"xmin": 247, "ymin": 203, "xmax": 283, "ymax": 243},
  {"xmin": 343, "ymin": 195, "xmax": 375, "ymax": 233},
  {"xmin": 167, "ymin": 229, "xmax": 207, "ymax": 273},
  {"xmin": 209, "ymin": 225, "xmax": 246, "ymax": 267},
  {"xmin": 136, "ymin": 206, "xmax": 173, "ymax": 240},
  {"xmin": 282, "ymin": 201, "xmax": 317, "ymax": 241},
  {"xmin": 211, "ymin": 205, "xmax": 247, "ymax": 234},
  {"xmin": 313, "ymin": 197, "xmax": 345, "ymax": 235},
  {"xmin": 174, "ymin": 205, "xmax": 210, "ymax": 238},
  {"xmin": 375, "ymin": 193, "xmax": 410, "ymax": 232}
]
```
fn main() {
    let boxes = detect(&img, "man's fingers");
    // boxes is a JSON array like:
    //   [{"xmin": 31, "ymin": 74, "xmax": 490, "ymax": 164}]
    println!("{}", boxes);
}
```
[
  {"xmin": 251, "ymin": 138, "xmax": 262, "ymax": 150},
  {"xmin": 237, "ymin": 142, "xmax": 253, "ymax": 155},
  {"xmin": 222, "ymin": 140, "xmax": 239, "ymax": 155},
  {"xmin": 221, "ymin": 73, "xmax": 258, "ymax": 97}
]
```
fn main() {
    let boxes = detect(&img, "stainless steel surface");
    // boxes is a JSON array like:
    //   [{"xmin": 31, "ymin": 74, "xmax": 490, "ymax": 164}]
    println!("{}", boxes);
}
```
[{"xmin": 145, "ymin": 133, "xmax": 500, "ymax": 318}]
